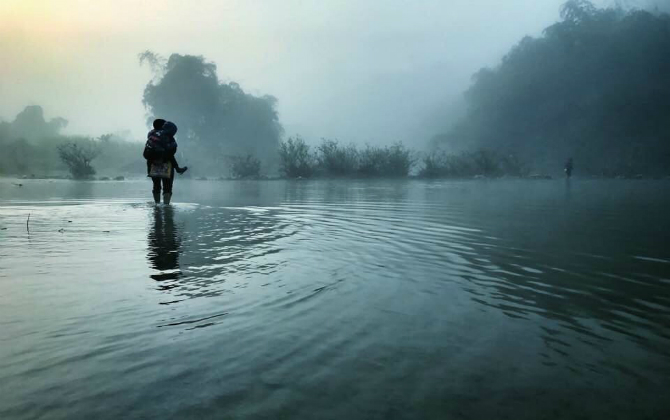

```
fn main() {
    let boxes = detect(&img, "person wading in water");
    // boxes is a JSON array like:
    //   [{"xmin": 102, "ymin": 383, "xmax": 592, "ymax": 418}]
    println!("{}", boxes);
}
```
[{"xmin": 144, "ymin": 119, "xmax": 187, "ymax": 205}]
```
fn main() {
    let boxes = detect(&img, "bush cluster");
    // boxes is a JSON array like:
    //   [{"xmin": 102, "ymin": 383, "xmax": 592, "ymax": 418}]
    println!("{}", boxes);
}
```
[
  {"xmin": 278, "ymin": 137, "xmax": 415, "ymax": 178},
  {"xmin": 228, "ymin": 154, "xmax": 261, "ymax": 179},
  {"xmin": 419, "ymin": 150, "xmax": 529, "ymax": 178},
  {"xmin": 278, "ymin": 137, "xmax": 314, "ymax": 178},
  {"xmin": 57, "ymin": 142, "xmax": 99, "ymax": 179}
]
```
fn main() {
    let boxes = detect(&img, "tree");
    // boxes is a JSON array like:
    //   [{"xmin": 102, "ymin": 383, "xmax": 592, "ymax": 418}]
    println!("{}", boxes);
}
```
[
  {"xmin": 57, "ymin": 143, "xmax": 99, "ymax": 179},
  {"xmin": 433, "ymin": 2, "xmax": 670, "ymax": 175},
  {"xmin": 560, "ymin": 0, "xmax": 597, "ymax": 23},
  {"xmin": 139, "ymin": 52, "xmax": 283, "ymax": 169}
]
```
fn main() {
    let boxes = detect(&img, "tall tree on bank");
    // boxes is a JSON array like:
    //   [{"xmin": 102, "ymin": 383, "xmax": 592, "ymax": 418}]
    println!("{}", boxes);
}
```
[
  {"xmin": 139, "ymin": 52, "xmax": 283, "ymax": 166},
  {"xmin": 433, "ymin": 1, "xmax": 670, "ymax": 176}
]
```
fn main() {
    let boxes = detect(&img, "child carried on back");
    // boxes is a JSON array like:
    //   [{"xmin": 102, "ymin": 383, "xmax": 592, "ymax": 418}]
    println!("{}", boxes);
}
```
[{"xmin": 144, "ymin": 119, "xmax": 187, "ymax": 177}]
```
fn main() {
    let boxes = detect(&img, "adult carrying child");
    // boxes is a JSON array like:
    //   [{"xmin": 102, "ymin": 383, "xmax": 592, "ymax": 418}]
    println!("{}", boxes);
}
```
[{"xmin": 144, "ymin": 119, "xmax": 187, "ymax": 205}]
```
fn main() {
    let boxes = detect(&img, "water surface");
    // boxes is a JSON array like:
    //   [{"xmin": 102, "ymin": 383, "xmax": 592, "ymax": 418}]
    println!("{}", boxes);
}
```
[{"xmin": 1, "ymin": 178, "xmax": 669, "ymax": 419}]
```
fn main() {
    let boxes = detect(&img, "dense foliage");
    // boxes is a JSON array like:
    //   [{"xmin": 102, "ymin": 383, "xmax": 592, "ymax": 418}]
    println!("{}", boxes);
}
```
[
  {"xmin": 434, "ymin": 1, "xmax": 670, "ymax": 176},
  {"xmin": 278, "ymin": 137, "xmax": 314, "ymax": 178},
  {"xmin": 420, "ymin": 150, "xmax": 529, "ymax": 178},
  {"xmin": 140, "ymin": 52, "xmax": 283, "ymax": 173},
  {"xmin": 0, "ymin": 106, "xmax": 141, "ymax": 178},
  {"xmin": 228, "ymin": 154, "xmax": 262, "ymax": 179},
  {"xmin": 0, "ymin": 105, "xmax": 529, "ymax": 179},
  {"xmin": 278, "ymin": 138, "xmax": 415, "ymax": 178}
]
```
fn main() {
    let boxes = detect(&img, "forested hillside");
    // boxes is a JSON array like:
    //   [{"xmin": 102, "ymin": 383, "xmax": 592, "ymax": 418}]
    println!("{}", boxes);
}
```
[{"xmin": 433, "ymin": 0, "xmax": 670, "ymax": 176}]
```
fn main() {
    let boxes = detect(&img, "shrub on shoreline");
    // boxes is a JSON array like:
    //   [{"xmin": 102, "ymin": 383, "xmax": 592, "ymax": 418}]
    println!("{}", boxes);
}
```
[
  {"xmin": 57, "ymin": 142, "xmax": 99, "ymax": 179},
  {"xmin": 419, "ymin": 149, "xmax": 529, "ymax": 178},
  {"xmin": 228, "ymin": 154, "xmax": 261, "ymax": 179},
  {"xmin": 278, "ymin": 136, "xmax": 313, "ymax": 178},
  {"xmin": 358, "ymin": 143, "xmax": 414, "ymax": 177},
  {"xmin": 315, "ymin": 139, "xmax": 358, "ymax": 176},
  {"xmin": 279, "ymin": 138, "xmax": 415, "ymax": 178}
]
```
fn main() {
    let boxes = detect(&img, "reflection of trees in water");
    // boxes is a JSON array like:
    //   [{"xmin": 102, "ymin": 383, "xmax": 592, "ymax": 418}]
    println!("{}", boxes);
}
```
[
  {"xmin": 283, "ymin": 180, "xmax": 411, "ymax": 204},
  {"xmin": 147, "ymin": 207, "xmax": 182, "ymax": 288},
  {"xmin": 66, "ymin": 180, "xmax": 94, "ymax": 199}
]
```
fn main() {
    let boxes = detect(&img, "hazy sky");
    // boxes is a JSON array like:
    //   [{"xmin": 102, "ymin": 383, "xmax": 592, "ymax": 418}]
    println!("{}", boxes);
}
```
[{"xmin": 0, "ymin": 0, "xmax": 662, "ymax": 145}]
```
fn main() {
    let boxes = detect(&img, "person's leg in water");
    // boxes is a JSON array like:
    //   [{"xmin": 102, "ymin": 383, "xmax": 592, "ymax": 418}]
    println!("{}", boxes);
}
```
[
  {"xmin": 152, "ymin": 177, "xmax": 162, "ymax": 204},
  {"xmin": 162, "ymin": 170, "xmax": 174, "ymax": 205}
]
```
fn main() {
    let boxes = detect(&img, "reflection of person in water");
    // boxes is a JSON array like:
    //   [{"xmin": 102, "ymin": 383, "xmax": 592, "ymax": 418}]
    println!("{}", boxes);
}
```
[{"xmin": 148, "ymin": 206, "xmax": 182, "ymax": 284}]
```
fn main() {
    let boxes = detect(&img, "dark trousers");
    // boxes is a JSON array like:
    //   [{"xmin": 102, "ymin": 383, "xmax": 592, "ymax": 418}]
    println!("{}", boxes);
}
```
[{"xmin": 152, "ymin": 174, "xmax": 174, "ymax": 195}]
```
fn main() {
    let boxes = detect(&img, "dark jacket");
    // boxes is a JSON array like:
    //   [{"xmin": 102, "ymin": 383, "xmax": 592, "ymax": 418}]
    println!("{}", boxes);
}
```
[
  {"xmin": 145, "ymin": 121, "xmax": 179, "ymax": 175},
  {"xmin": 144, "ymin": 121, "xmax": 178, "ymax": 161}
]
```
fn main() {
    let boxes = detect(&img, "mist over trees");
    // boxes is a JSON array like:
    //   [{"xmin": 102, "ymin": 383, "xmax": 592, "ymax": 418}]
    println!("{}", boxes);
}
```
[
  {"xmin": 0, "ymin": 105, "xmax": 68, "ymax": 141},
  {"xmin": 0, "ymin": 105, "xmax": 139, "ymax": 178},
  {"xmin": 433, "ymin": 0, "xmax": 670, "ymax": 176},
  {"xmin": 0, "ymin": 105, "xmax": 70, "ymax": 175},
  {"xmin": 4, "ymin": 2, "xmax": 670, "ymax": 180},
  {"xmin": 139, "ymin": 52, "xmax": 283, "ymax": 175}
]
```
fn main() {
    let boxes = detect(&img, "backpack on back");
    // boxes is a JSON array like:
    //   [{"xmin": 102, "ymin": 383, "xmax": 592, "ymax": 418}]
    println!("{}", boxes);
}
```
[{"xmin": 143, "ymin": 121, "xmax": 178, "ymax": 161}]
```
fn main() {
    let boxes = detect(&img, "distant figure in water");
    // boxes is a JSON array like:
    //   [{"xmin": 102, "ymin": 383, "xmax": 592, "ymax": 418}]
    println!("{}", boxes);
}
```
[
  {"xmin": 565, "ymin": 158, "xmax": 574, "ymax": 178},
  {"xmin": 144, "ymin": 119, "xmax": 188, "ymax": 205}
]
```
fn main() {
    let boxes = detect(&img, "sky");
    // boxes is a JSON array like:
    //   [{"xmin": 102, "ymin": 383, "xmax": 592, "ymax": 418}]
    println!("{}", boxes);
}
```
[{"xmin": 1, "ymin": 0, "xmax": 666, "ymax": 146}]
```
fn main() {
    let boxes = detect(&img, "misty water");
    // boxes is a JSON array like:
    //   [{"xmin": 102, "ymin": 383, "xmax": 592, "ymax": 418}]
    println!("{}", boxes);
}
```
[{"xmin": 1, "ymin": 177, "xmax": 669, "ymax": 419}]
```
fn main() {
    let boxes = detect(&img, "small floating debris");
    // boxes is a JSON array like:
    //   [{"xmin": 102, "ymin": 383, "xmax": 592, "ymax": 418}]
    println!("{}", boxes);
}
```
[
  {"xmin": 114, "ymin": 176, "xmax": 125, "ymax": 181},
  {"xmin": 58, "ymin": 229, "xmax": 64, "ymax": 233}
]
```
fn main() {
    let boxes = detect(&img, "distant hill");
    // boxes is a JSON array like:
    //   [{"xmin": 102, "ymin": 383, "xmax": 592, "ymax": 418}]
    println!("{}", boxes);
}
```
[{"xmin": 433, "ymin": 0, "xmax": 670, "ymax": 176}]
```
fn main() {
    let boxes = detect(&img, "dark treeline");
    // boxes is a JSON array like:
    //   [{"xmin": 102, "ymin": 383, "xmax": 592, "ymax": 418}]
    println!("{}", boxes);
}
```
[
  {"xmin": 275, "ymin": 138, "xmax": 530, "ymax": 179},
  {"xmin": 4, "ymin": 1, "xmax": 669, "ymax": 180},
  {"xmin": 433, "ymin": 0, "xmax": 670, "ymax": 177},
  {"xmin": 0, "ymin": 104, "xmax": 525, "ymax": 179},
  {"xmin": 0, "ymin": 105, "xmax": 139, "ymax": 178}
]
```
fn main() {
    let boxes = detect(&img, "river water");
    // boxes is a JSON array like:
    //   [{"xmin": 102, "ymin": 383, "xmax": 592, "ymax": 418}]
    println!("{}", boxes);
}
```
[{"xmin": 1, "ymin": 178, "xmax": 669, "ymax": 419}]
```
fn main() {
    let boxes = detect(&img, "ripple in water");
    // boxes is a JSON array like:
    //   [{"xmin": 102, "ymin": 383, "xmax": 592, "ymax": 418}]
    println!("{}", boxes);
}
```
[{"xmin": 1, "ymin": 179, "xmax": 669, "ymax": 419}]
